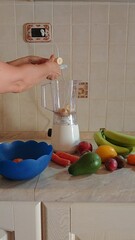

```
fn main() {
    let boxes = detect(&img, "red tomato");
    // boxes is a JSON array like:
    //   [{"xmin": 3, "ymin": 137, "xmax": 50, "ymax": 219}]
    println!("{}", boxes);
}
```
[{"xmin": 127, "ymin": 154, "xmax": 135, "ymax": 165}]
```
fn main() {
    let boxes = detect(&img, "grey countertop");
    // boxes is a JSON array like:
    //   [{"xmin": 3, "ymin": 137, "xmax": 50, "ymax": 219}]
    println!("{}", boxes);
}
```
[
  {"xmin": 0, "ymin": 135, "xmax": 135, "ymax": 203},
  {"xmin": 1, "ymin": 161, "xmax": 135, "ymax": 203}
]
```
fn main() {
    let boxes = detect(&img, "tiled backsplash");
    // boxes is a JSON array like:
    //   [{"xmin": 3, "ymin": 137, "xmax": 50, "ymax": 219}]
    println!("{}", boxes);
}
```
[{"xmin": 0, "ymin": 0, "xmax": 135, "ymax": 133}]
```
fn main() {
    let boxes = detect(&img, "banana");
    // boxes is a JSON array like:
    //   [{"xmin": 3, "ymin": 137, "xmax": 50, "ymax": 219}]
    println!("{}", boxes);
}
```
[
  {"xmin": 103, "ymin": 128, "xmax": 135, "ymax": 147},
  {"xmin": 129, "ymin": 146, "xmax": 135, "ymax": 154},
  {"xmin": 94, "ymin": 130, "xmax": 131, "ymax": 156}
]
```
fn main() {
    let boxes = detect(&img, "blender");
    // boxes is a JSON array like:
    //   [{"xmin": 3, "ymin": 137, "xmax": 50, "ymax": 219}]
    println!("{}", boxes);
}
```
[{"xmin": 41, "ymin": 80, "xmax": 80, "ymax": 153}]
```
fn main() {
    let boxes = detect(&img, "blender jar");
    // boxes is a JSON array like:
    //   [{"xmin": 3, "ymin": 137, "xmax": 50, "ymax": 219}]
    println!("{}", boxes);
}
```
[{"xmin": 41, "ymin": 80, "xmax": 80, "ymax": 153}]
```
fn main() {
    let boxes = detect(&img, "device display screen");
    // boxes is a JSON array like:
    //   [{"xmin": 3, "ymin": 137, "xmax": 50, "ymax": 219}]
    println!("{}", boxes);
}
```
[{"xmin": 31, "ymin": 28, "xmax": 46, "ymax": 37}]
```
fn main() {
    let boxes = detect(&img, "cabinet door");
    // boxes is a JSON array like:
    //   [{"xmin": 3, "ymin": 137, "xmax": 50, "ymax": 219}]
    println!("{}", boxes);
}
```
[
  {"xmin": 13, "ymin": 202, "xmax": 41, "ymax": 240},
  {"xmin": 0, "ymin": 202, "xmax": 14, "ymax": 232},
  {"xmin": 71, "ymin": 203, "xmax": 135, "ymax": 240},
  {"xmin": 0, "ymin": 230, "xmax": 8, "ymax": 240},
  {"xmin": 43, "ymin": 202, "xmax": 70, "ymax": 240},
  {"xmin": 0, "ymin": 201, "xmax": 41, "ymax": 240}
]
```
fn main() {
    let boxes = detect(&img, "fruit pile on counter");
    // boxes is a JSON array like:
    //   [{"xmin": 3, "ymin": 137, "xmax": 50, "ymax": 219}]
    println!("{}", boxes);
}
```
[{"xmin": 51, "ymin": 128, "xmax": 135, "ymax": 176}]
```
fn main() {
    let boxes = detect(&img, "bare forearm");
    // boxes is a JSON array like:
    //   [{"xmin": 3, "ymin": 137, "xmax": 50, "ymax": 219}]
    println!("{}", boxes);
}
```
[
  {"xmin": 7, "ymin": 56, "xmax": 48, "ymax": 66},
  {"xmin": 14, "ymin": 62, "xmax": 53, "ymax": 92},
  {"xmin": 0, "ymin": 60, "xmax": 60, "ymax": 93}
]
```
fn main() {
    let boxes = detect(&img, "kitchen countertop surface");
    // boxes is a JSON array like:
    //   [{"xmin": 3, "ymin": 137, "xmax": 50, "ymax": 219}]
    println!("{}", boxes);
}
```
[{"xmin": 0, "ymin": 132, "xmax": 135, "ymax": 203}]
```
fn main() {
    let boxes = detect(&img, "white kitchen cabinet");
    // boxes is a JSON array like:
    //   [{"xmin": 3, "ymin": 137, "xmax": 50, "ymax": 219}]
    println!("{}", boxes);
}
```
[
  {"xmin": 0, "ymin": 202, "xmax": 41, "ymax": 240},
  {"xmin": 43, "ymin": 202, "xmax": 135, "ymax": 240},
  {"xmin": 0, "ymin": 230, "xmax": 7, "ymax": 240},
  {"xmin": 1, "ymin": 146, "xmax": 135, "ymax": 240},
  {"xmin": 71, "ymin": 203, "xmax": 135, "ymax": 240},
  {"xmin": 2, "ymin": 201, "xmax": 135, "ymax": 240},
  {"xmin": 42, "ymin": 202, "xmax": 70, "ymax": 240}
]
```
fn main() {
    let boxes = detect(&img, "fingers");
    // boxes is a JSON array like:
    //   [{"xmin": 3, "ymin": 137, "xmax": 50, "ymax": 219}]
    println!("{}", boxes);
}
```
[
  {"xmin": 29, "ymin": 56, "xmax": 48, "ymax": 64},
  {"xmin": 47, "ymin": 73, "xmax": 60, "ymax": 80},
  {"xmin": 49, "ymin": 54, "xmax": 56, "ymax": 62},
  {"xmin": 47, "ymin": 68, "xmax": 61, "ymax": 80},
  {"xmin": 30, "ymin": 54, "xmax": 57, "ymax": 64}
]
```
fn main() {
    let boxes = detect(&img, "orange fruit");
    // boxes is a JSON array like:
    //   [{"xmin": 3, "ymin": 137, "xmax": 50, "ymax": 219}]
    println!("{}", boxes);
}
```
[
  {"xmin": 127, "ymin": 154, "xmax": 135, "ymax": 165},
  {"xmin": 13, "ymin": 158, "xmax": 23, "ymax": 163},
  {"xmin": 95, "ymin": 145, "xmax": 117, "ymax": 163}
]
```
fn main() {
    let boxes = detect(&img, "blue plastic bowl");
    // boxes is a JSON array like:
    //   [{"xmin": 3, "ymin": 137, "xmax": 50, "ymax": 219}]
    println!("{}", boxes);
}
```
[{"xmin": 0, "ymin": 140, "xmax": 53, "ymax": 181}]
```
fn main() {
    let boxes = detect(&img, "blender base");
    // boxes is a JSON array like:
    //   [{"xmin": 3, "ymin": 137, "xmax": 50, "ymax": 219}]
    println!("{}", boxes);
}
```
[{"xmin": 51, "ymin": 124, "xmax": 80, "ymax": 153}]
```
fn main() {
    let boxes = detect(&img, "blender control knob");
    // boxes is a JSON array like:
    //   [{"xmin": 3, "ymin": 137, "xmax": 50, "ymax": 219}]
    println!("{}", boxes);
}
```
[{"xmin": 48, "ymin": 128, "xmax": 52, "ymax": 137}]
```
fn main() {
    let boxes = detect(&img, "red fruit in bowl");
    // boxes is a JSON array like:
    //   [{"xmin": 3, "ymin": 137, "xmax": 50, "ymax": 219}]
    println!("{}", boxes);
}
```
[
  {"xmin": 77, "ymin": 141, "xmax": 93, "ymax": 155},
  {"xmin": 104, "ymin": 158, "xmax": 118, "ymax": 172}
]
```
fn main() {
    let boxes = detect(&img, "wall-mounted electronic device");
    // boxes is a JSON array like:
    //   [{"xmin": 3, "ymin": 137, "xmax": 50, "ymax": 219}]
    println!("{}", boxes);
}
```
[{"xmin": 23, "ymin": 23, "xmax": 52, "ymax": 43}]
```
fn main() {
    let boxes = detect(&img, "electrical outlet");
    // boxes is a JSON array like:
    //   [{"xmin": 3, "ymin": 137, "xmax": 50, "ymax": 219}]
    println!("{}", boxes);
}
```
[
  {"xmin": 77, "ymin": 82, "xmax": 88, "ymax": 98},
  {"xmin": 23, "ymin": 23, "xmax": 52, "ymax": 42}
]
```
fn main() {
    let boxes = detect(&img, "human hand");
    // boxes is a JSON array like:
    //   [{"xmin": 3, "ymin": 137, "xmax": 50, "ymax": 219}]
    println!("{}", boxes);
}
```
[
  {"xmin": 45, "ymin": 54, "xmax": 61, "ymax": 80},
  {"xmin": 0, "ymin": 53, "xmax": 62, "ymax": 94}
]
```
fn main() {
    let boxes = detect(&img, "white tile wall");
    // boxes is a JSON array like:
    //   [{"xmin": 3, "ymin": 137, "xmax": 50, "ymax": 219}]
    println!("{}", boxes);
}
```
[{"xmin": 0, "ymin": 0, "xmax": 135, "ymax": 133}]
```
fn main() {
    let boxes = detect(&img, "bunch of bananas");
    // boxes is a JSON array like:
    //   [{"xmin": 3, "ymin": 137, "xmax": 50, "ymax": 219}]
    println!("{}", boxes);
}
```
[{"xmin": 94, "ymin": 128, "xmax": 135, "ymax": 156}]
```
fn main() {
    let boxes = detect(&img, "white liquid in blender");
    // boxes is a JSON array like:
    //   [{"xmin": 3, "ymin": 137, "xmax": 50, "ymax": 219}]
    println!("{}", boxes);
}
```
[{"xmin": 52, "ymin": 124, "xmax": 80, "ymax": 153}]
